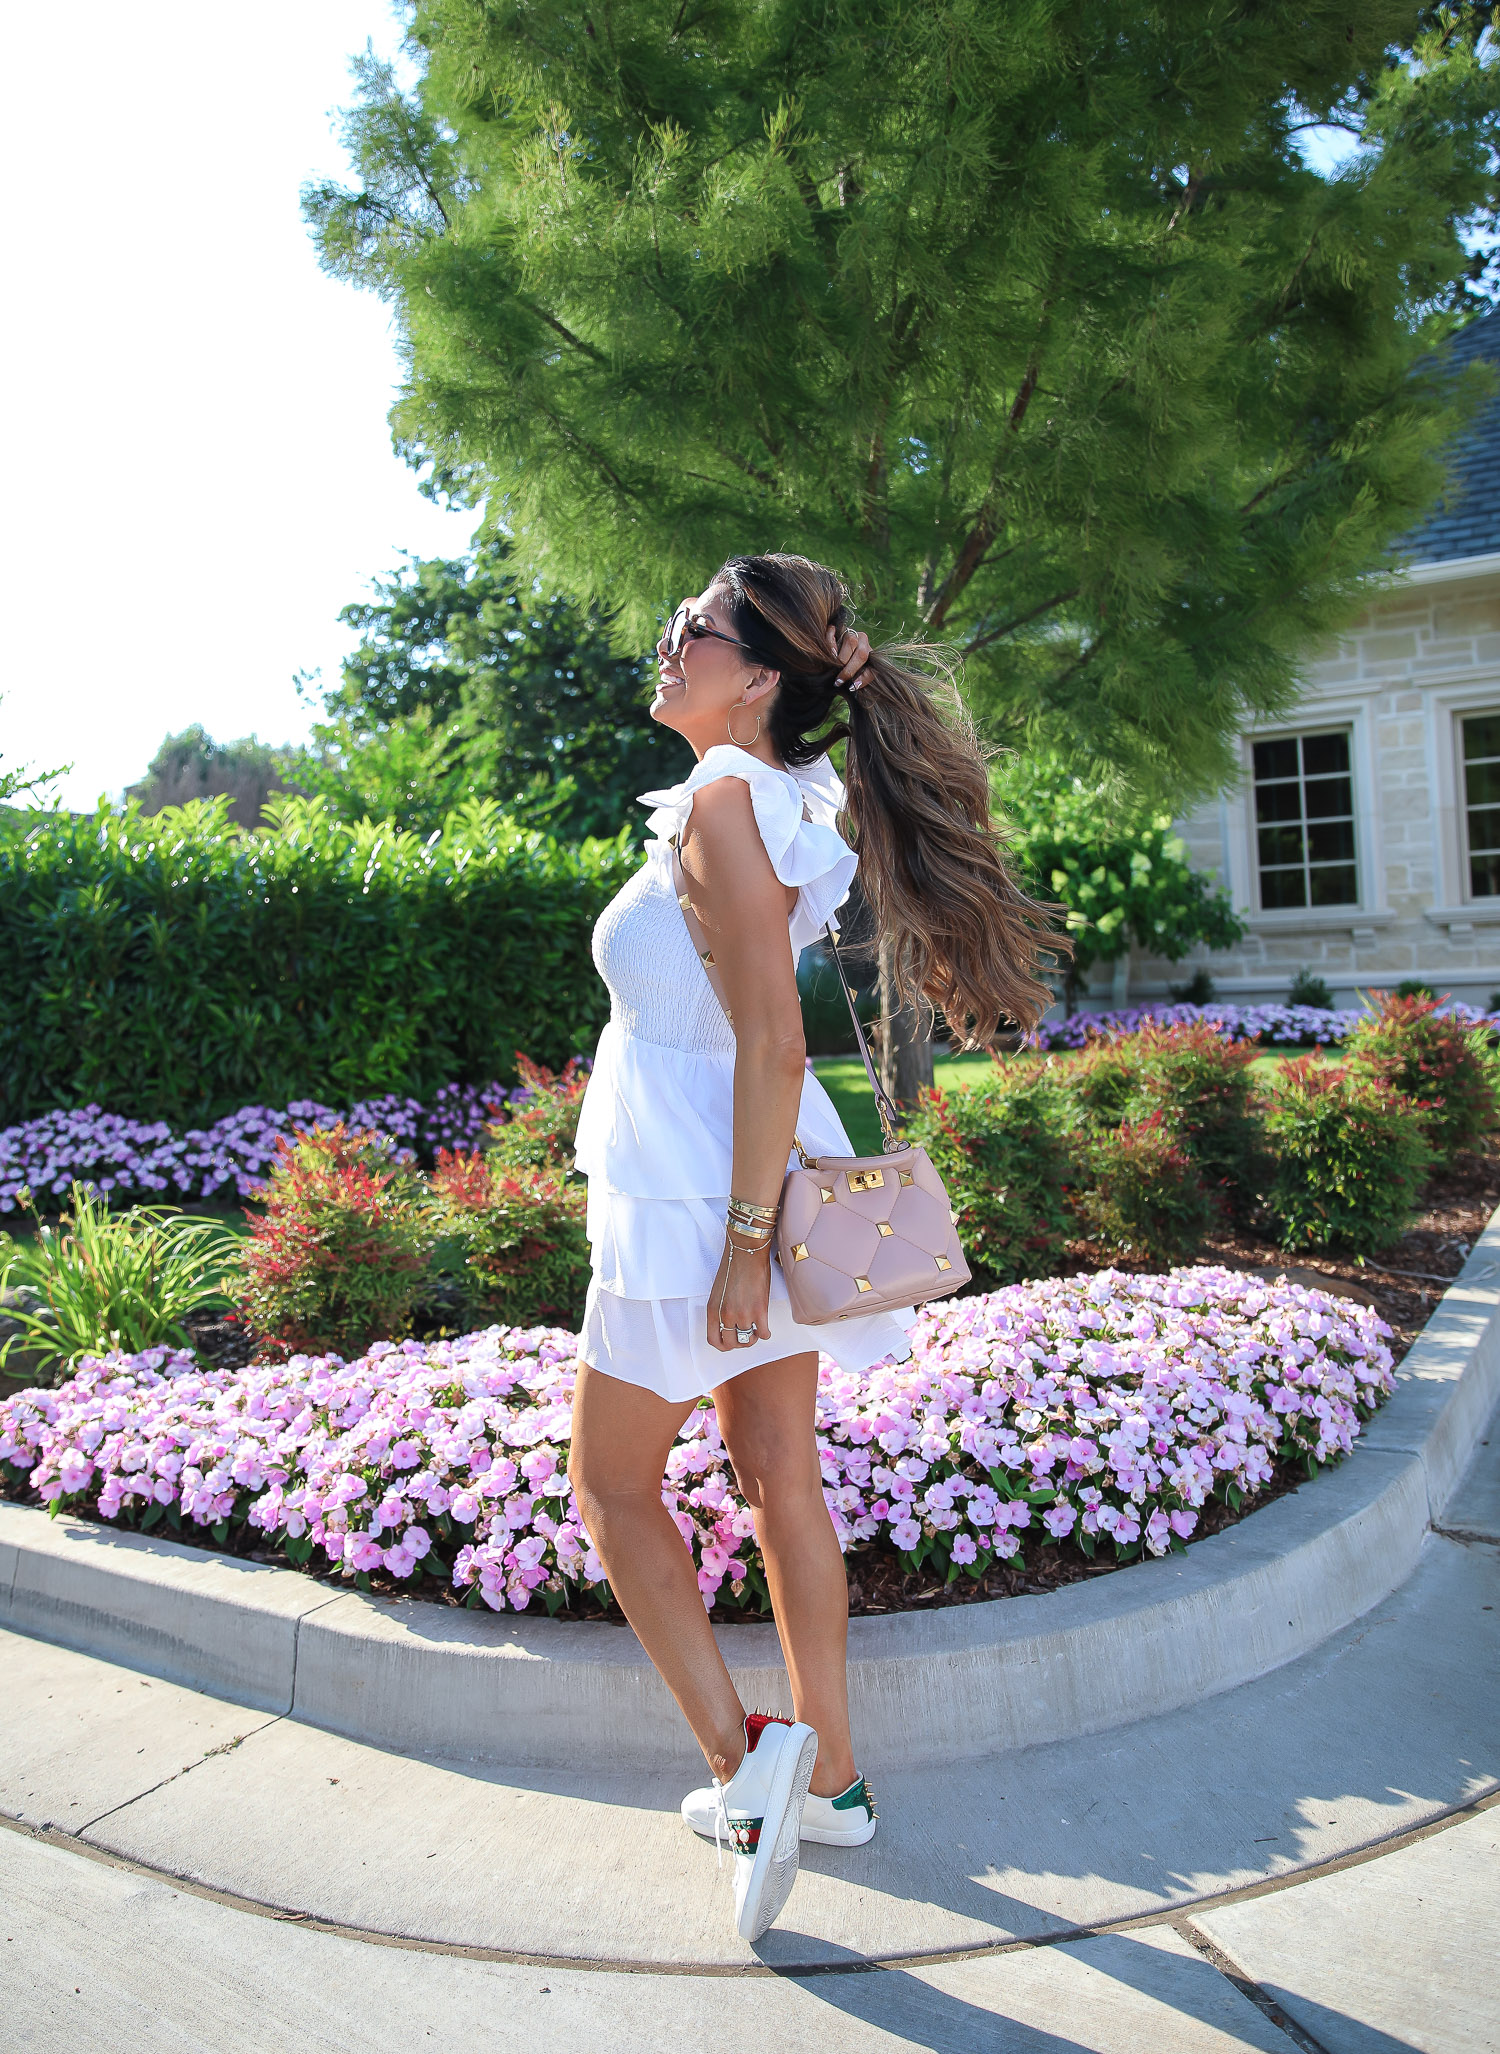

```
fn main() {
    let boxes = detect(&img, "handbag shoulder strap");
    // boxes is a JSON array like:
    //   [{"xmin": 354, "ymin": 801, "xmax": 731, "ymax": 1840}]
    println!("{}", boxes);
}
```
[{"xmin": 668, "ymin": 832, "xmax": 902, "ymax": 1154}]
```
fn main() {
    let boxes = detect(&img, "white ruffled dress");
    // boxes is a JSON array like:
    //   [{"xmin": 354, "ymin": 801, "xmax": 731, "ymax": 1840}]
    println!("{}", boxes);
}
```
[{"xmin": 573, "ymin": 744, "xmax": 917, "ymax": 1402}]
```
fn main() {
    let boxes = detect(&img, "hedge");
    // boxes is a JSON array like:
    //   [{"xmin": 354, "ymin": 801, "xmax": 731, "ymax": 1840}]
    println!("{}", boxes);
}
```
[{"xmin": 0, "ymin": 797, "xmax": 639, "ymax": 1125}]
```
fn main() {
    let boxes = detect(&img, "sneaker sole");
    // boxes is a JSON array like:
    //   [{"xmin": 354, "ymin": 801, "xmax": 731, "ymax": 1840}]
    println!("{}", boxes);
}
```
[
  {"xmin": 735, "ymin": 1723, "xmax": 818, "ymax": 1943},
  {"xmin": 684, "ymin": 1804, "xmax": 878, "ymax": 1849},
  {"xmin": 803, "ymin": 1815, "xmax": 877, "ymax": 1848}
]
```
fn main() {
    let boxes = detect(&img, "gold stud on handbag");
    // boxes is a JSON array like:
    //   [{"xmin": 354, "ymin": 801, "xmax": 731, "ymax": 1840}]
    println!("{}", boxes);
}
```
[{"xmin": 671, "ymin": 838, "xmax": 970, "ymax": 1324}]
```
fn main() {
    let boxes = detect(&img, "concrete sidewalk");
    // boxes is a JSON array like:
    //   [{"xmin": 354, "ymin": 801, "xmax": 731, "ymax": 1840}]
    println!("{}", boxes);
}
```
[{"xmin": 2, "ymin": 1429, "xmax": 1497, "ymax": 2049}]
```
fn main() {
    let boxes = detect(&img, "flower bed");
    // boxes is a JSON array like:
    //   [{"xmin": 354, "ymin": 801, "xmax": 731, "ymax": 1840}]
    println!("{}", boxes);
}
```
[
  {"xmin": 1034, "ymin": 999, "xmax": 1500, "ymax": 1051},
  {"xmin": 0, "ymin": 1268, "xmax": 1394, "ymax": 1615},
  {"xmin": 0, "ymin": 1081, "xmax": 555, "ymax": 1214}
]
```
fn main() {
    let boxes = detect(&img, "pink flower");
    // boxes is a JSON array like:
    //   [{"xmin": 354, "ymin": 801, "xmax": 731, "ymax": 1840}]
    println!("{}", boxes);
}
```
[{"xmin": 950, "ymin": 1533, "xmax": 977, "ymax": 1566}]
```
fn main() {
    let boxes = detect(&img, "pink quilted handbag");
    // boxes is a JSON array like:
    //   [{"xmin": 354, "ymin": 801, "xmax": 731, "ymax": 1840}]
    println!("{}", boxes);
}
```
[{"xmin": 670, "ymin": 839, "xmax": 970, "ymax": 1323}]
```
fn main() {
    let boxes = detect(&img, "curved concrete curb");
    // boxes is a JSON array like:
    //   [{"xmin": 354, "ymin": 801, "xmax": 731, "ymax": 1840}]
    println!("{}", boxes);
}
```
[{"xmin": 4, "ymin": 1212, "xmax": 1498, "ymax": 1771}]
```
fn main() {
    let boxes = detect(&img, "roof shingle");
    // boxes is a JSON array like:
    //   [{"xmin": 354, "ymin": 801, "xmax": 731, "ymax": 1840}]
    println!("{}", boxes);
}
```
[{"xmin": 1397, "ymin": 304, "xmax": 1500, "ymax": 566}]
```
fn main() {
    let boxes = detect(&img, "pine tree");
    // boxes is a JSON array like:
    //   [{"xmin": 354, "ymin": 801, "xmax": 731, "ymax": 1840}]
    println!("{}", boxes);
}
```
[
  {"xmin": 306, "ymin": 2, "xmax": 1498, "ymax": 1077},
  {"xmin": 307, "ymin": 3, "xmax": 1498, "ymax": 792}
]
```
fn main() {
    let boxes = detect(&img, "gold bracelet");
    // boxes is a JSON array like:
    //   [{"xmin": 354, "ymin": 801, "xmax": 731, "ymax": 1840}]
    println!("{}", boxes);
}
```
[{"xmin": 728, "ymin": 1196, "xmax": 779, "ymax": 1221}]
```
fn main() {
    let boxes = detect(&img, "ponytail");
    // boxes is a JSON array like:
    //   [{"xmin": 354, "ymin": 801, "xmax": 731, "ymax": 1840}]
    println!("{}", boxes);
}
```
[{"xmin": 713, "ymin": 553, "xmax": 1063, "ymax": 1044}]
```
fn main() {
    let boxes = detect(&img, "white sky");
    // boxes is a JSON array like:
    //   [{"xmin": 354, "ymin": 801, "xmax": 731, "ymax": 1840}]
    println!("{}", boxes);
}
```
[
  {"xmin": 0, "ymin": 2, "xmax": 479, "ymax": 810},
  {"xmin": 0, "ymin": 43, "xmax": 1374, "ymax": 813}
]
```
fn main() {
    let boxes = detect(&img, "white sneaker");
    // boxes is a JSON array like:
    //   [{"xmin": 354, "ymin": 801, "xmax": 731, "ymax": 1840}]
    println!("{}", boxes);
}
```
[
  {"xmin": 713, "ymin": 1712, "xmax": 819, "ymax": 1942},
  {"xmin": 684, "ymin": 1767, "xmax": 878, "ymax": 1848}
]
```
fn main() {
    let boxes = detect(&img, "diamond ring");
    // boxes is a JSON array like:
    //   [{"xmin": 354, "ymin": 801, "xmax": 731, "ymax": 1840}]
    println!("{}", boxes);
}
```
[{"xmin": 734, "ymin": 1325, "xmax": 756, "ymax": 1346}]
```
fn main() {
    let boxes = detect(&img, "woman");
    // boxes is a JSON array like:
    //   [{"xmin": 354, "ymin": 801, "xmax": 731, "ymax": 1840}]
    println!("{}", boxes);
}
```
[{"xmin": 569, "ymin": 553, "xmax": 1054, "ymax": 1942}]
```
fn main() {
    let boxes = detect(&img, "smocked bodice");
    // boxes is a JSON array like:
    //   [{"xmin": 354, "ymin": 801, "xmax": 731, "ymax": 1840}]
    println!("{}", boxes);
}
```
[{"xmin": 591, "ymin": 846, "xmax": 736, "ymax": 1056}]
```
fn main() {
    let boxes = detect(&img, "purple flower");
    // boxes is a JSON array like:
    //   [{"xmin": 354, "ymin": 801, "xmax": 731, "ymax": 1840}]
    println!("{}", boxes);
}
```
[{"xmin": 0, "ymin": 1266, "xmax": 1394, "ymax": 1612}]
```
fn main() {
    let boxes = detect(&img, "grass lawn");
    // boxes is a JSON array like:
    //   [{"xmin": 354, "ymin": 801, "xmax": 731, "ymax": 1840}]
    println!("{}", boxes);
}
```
[{"xmin": 811, "ymin": 1044, "xmax": 1337, "ymax": 1154}]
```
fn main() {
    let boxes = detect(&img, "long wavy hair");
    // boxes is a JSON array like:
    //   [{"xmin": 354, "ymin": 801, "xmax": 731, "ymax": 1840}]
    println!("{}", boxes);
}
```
[{"xmin": 711, "ymin": 552, "xmax": 1063, "ymax": 1044}]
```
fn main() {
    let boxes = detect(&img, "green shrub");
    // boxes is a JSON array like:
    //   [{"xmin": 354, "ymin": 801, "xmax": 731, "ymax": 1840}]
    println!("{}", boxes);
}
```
[
  {"xmin": 0, "ymin": 795, "xmax": 639, "ymax": 1124},
  {"xmin": 1060, "ymin": 1021, "xmax": 1261, "ymax": 1211},
  {"xmin": 1259, "ymin": 1058, "xmax": 1435, "ymax": 1254},
  {"xmin": 1076, "ymin": 1112, "xmax": 1217, "ymax": 1266},
  {"xmin": 1127, "ymin": 1020, "xmax": 1262, "ymax": 1209},
  {"xmin": 429, "ymin": 1150, "xmax": 590, "ymax": 1328},
  {"xmin": 1345, "ymin": 991, "xmax": 1498, "ymax": 1162},
  {"xmin": 1287, "ymin": 967, "xmax": 1334, "ymax": 1010},
  {"xmin": 0, "ymin": 1187, "xmax": 240, "ymax": 1381},
  {"xmin": 906, "ymin": 1065, "xmax": 1078, "ymax": 1288},
  {"xmin": 485, "ymin": 1054, "xmax": 588, "ymax": 1173},
  {"xmin": 1058, "ymin": 1037, "xmax": 1140, "ymax": 1131},
  {"xmin": 1167, "ymin": 966, "xmax": 1217, "ymax": 1005},
  {"xmin": 234, "ymin": 1126, "xmax": 432, "ymax": 1358}
]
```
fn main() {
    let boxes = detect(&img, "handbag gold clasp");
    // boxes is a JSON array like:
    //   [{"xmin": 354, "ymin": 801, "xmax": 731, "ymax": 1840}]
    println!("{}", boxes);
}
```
[{"xmin": 847, "ymin": 1168, "xmax": 886, "ymax": 1192}]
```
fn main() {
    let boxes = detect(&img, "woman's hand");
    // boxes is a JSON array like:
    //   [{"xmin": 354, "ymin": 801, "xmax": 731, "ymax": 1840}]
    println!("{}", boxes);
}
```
[
  {"xmin": 707, "ymin": 1239, "xmax": 773, "ymax": 1353},
  {"xmin": 830, "ymin": 624, "xmax": 872, "ymax": 689}
]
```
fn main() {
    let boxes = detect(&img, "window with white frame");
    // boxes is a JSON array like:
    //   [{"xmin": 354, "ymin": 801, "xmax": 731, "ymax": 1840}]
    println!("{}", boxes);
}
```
[
  {"xmin": 1251, "ymin": 730, "xmax": 1358, "ymax": 910},
  {"xmin": 1462, "ymin": 712, "xmax": 1500, "ymax": 898}
]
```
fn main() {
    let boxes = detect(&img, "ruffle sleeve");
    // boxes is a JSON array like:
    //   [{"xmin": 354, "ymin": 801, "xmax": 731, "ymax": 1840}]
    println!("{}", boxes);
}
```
[{"xmin": 637, "ymin": 745, "xmax": 856, "ymax": 954}]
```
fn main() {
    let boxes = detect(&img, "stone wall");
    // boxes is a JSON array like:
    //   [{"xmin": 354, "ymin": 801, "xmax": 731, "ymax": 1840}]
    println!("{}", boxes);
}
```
[{"xmin": 1119, "ymin": 556, "xmax": 1500, "ymax": 1010}]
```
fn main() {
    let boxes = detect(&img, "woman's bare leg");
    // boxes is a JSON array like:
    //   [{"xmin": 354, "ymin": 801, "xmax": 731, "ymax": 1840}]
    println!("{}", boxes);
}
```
[
  {"xmin": 712, "ymin": 1351, "xmax": 857, "ymax": 1798},
  {"xmin": 570, "ymin": 1362, "xmax": 747, "ymax": 1781}
]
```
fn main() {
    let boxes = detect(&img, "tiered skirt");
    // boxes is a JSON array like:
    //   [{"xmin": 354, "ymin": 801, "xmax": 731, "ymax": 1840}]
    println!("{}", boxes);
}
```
[{"xmin": 574, "ymin": 1022, "xmax": 916, "ymax": 1401}]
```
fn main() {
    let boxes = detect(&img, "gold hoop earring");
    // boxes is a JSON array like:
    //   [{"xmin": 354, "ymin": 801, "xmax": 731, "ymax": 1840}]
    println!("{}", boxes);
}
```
[{"xmin": 726, "ymin": 703, "xmax": 762, "ymax": 747}]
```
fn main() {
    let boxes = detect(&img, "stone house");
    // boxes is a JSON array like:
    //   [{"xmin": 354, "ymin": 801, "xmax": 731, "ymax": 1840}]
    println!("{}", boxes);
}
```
[{"xmin": 1120, "ymin": 305, "xmax": 1500, "ymax": 1013}]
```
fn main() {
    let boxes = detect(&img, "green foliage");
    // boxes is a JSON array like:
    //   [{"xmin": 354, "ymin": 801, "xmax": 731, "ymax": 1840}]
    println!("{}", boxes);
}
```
[
  {"xmin": 234, "ymin": 1127, "xmax": 432, "ymax": 1359},
  {"xmin": 0, "ymin": 794, "xmax": 639, "ymax": 1124},
  {"xmin": 289, "ymin": 541, "xmax": 688, "ymax": 842},
  {"xmin": 1, "ymin": 692, "xmax": 67, "ymax": 808},
  {"xmin": 484, "ymin": 1054, "xmax": 588, "ymax": 1174},
  {"xmin": 1394, "ymin": 978, "xmax": 1438, "ymax": 1001},
  {"xmin": 905, "ymin": 1066, "xmax": 1078, "ymax": 1288},
  {"xmin": 234, "ymin": 1114, "xmax": 593, "ymax": 1353},
  {"xmin": 1288, "ymin": 968, "xmax": 1335, "ymax": 1011},
  {"xmin": 1168, "ymin": 968, "xmax": 1218, "ymax": 1006},
  {"xmin": 1130, "ymin": 1022, "xmax": 1261, "ymax": 1209},
  {"xmin": 1345, "ymin": 991, "xmax": 1499, "ymax": 1161},
  {"xmin": 1077, "ymin": 1113, "xmax": 1218, "ymax": 1267},
  {"xmin": 995, "ymin": 754, "xmax": 1246, "ymax": 998},
  {"xmin": 307, "ymin": 9, "xmax": 1499, "ymax": 800},
  {"xmin": 1056, "ymin": 1023, "xmax": 1252, "ymax": 1257},
  {"xmin": 429, "ymin": 1148, "xmax": 590, "ymax": 1329},
  {"xmin": 1064, "ymin": 1020, "xmax": 1262, "ymax": 1211},
  {"xmin": 1259, "ymin": 1059, "xmax": 1436, "ymax": 1254},
  {"xmin": 0, "ymin": 1187, "xmax": 240, "ymax": 1381}
]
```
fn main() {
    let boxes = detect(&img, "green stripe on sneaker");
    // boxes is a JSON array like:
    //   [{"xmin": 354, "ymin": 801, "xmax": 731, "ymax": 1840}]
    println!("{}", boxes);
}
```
[
  {"xmin": 830, "ymin": 1777, "xmax": 871, "ymax": 1813},
  {"xmin": 727, "ymin": 1815, "xmax": 763, "ymax": 1853}
]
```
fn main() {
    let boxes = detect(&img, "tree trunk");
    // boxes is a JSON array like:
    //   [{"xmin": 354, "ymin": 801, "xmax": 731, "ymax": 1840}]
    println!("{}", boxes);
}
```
[{"xmin": 877, "ymin": 933, "xmax": 935, "ymax": 1115}]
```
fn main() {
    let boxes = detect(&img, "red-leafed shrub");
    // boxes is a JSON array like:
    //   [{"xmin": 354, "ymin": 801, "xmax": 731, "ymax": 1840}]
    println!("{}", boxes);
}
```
[
  {"xmin": 903, "ymin": 1066, "xmax": 1077, "ymax": 1289},
  {"xmin": 1062, "ymin": 1020, "xmax": 1262, "ymax": 1212},
  {"xmin": 234, "ymin": 1125, "xmax": 431, "ymax": 1358},
  {"xmin": 487, "ymin": 1054, "xmax": 589, "ymax": 1174},
  {"xmin": 1076, "ymin": 1110, "xmax": 1217, "ymax": 1266},
  {"xmin": 1259, "ymin": 1057, "xmax": 1436, "ymax": 1253},
  {"xmin": 1345, "ymin": 991, "xmax": 1499, "ymax": 1162},
  {"xmin": 430, "ymin": 1148, "xmax": 590, "ymax": 1329}
]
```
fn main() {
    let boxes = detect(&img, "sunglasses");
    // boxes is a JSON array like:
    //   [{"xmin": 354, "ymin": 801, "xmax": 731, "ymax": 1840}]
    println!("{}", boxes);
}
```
[{"xmin": 659, "ymin": 603, "xmax": 760, "ymax": 661}]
